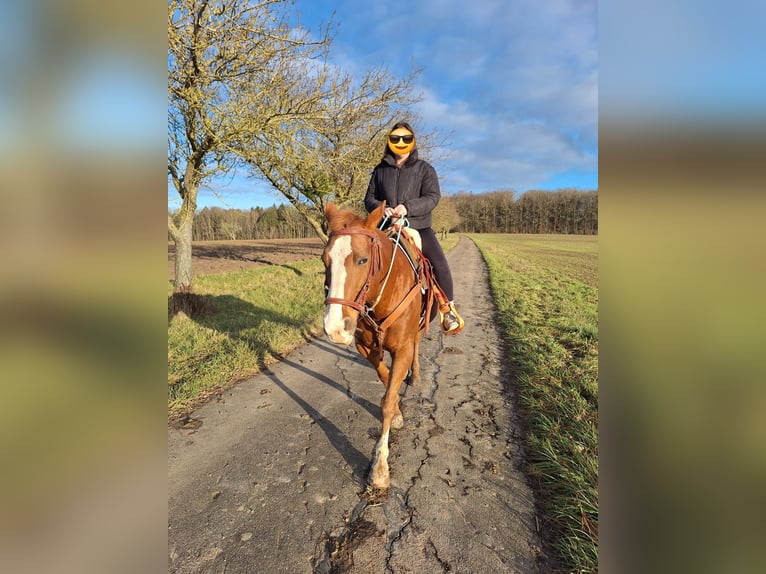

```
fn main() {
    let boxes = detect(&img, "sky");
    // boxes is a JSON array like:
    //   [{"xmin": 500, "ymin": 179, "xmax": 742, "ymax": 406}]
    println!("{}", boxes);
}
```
[
  {"xmin": 184, "ymin": 0, "xmax": 599, "ymax": 211},
  {"xmin": 2, "ymin": 1, "xmax": 763, "ymax": 213}
]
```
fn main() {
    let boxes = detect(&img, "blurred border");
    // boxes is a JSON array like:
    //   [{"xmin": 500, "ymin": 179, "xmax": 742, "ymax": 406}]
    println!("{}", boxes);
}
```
[
  {"xmin": 0, "ymin": 1, "xmax": 167, "ymax": 573},
  {"xmin": 600, "ymin": 1, "xmax": 766, "ymax": 572}
]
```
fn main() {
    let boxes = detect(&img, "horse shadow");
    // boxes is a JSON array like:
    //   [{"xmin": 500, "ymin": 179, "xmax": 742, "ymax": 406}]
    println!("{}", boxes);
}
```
[{"xmin": 173, "ymin": 293, "xmax": 378, "ymax": 480}]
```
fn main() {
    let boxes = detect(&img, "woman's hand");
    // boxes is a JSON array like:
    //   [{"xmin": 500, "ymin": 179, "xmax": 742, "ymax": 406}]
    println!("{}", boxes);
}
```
[{"xmin": 384, "ymin": 204, "xmax": 407, "ymax": 218}]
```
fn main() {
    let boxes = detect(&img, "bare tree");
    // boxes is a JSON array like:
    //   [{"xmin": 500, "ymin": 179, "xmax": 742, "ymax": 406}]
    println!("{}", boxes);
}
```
[
  {"xmin": 167, "ymin": 0, "xmax": 331, "ymax": 298},
  {"xmin": 240, "ymin": 65, "xmax": 421, "ymax": 241},
  {"xmin": 432, "ymin": 196, "xmax": 461, "ymax": 238}
]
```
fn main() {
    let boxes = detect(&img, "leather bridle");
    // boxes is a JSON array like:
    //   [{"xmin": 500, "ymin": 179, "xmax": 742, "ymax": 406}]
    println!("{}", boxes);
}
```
[
  {"xmin": 324, "ymin": 227, "xmax": 382, "ymax": 313},
  {"xmin": 324, "ymin": 226, "xmax": 427, "ymax": 360}
]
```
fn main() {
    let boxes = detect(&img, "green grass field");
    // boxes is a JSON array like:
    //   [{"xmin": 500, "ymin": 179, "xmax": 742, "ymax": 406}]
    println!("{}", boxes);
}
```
[
  {"xmin": 168, "ymin": 259, "xmax": 327, "ymax": 416},
  {"xmin": 468, "ymin": 233, "xmax": 598, "ymax": 573}
]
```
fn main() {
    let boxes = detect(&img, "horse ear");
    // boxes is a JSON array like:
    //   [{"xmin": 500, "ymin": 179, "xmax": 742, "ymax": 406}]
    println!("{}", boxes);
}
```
[
  {"xmin": 325, "ymin": 202, "xmax": 337, "ymax": 222},
  {"xmin": 365, "ymin": 201, "xmax": 386, "ymax": 230}
]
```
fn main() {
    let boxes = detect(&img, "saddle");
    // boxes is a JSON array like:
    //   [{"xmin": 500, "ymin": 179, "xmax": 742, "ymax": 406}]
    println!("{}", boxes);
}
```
[{"xmin": 385, "ymin": 226, "xmax": 451, "ymax": 334}]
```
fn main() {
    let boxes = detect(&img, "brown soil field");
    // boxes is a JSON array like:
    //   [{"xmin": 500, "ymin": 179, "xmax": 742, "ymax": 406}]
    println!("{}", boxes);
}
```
[{"xmin": 167, "ymin": 238, "xmax": 325, "ymax": 279}]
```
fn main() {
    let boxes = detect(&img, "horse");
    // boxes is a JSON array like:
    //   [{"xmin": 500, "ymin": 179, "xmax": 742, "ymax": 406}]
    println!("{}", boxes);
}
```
[{"xmin": 321, "ymin": 201, "xmax": 435, "ymax": 489}]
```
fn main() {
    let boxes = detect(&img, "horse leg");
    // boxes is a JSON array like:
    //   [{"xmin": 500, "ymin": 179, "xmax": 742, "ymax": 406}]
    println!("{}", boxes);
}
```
[
  {"xmin": 355, "ymin": 341, "xmax": 390, "ymax": 387},
  {"xmin": 408, "ymin": 330, "xmax": 422, "ymax": 386},
  {"xmin": 356, "ymin": 341, "xmax": 402, "ymax": 430},
  {"xmin": 369, "ymin": 347, "xmax": 412, "ymax": 489}
]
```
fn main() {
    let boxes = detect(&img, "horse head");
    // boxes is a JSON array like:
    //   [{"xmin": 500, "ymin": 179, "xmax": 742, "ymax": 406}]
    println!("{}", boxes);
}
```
[{"xmin": 321, "ymin": 202, "xmax": 386, "ymax": 345}]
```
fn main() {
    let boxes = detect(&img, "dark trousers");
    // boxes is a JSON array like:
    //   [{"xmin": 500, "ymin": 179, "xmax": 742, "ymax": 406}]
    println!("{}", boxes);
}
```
[{"xmin": 418, "ymin": 227, "xmax": 454, "ymax": 302}]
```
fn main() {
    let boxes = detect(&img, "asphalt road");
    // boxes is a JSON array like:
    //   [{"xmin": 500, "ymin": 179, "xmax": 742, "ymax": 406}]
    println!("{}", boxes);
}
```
[{"xmin": 168, "ymin": 236, "xmax": 544, "ymax": 573}]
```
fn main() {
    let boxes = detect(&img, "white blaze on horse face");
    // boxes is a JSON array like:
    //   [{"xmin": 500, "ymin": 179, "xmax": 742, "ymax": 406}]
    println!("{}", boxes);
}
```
[{"xmin": 324, "ymin": 235, "xmax": 355, "ymax": 345}]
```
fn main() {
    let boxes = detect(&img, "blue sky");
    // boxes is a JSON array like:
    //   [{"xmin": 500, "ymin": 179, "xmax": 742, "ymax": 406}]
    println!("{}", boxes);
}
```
[{"xmin": 181, "ymin": 0, "xmax": 598, "ymax": 211}]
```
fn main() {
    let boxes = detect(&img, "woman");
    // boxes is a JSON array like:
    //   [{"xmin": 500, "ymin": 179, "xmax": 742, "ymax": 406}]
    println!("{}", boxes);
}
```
[{"xmin": 364, "ymin": 121, "xmax": 464, "ymax": 334}]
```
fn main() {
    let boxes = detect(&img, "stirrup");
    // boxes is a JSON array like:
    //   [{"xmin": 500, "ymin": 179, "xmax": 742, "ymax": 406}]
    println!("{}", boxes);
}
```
[{"xmin": 439, "ymin": 304, "xmax": 465, "ymax": 335}]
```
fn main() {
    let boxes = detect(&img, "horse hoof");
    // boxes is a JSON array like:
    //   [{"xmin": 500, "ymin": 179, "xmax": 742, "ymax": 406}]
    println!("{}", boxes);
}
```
[
  {"xmin": 392, "ymin": 413, "xmax": 404, "ymax": 429},
  {"xmin": 369, "ymin": 473, "xmax": 390, "ymax": 489}
]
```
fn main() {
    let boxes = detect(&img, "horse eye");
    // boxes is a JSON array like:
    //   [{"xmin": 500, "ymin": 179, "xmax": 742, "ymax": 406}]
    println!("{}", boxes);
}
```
[{"xmin": 357, "ymin": 257, "xmax": 368, "ymax": 266}]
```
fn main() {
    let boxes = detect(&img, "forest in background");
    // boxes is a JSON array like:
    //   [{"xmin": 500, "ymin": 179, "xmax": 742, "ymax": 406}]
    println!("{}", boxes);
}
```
[{"xmin": 175, "ymin": 188, "xmax": 597, "ymax": 241}]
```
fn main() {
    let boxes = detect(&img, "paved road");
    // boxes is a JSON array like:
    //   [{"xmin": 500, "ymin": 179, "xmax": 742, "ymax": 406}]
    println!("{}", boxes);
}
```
[{"xmin": 168, "ymin": 236, "xmax": 544, "ymax": 573}]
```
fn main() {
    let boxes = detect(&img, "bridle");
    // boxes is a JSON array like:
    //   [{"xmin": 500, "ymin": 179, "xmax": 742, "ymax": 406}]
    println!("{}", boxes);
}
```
[
  {"xmin": 324, "ymin": 227, "xmax": 383, "ymax": 314},
  {"xmin": 324, "ymin": 225, "xmax": 428, "ymax": 360}
]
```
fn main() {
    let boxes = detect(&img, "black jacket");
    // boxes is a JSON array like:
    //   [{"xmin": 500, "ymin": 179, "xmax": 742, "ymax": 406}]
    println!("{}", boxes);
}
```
[{"xmin": 364, "ymin": 148, "xmax": 441, "ymax": 230}]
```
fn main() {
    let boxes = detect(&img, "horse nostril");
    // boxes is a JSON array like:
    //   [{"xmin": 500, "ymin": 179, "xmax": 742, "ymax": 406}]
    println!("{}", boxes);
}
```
[{"xmin": 343, "ymin": 317, "xmax": 352, "ymax": 331}]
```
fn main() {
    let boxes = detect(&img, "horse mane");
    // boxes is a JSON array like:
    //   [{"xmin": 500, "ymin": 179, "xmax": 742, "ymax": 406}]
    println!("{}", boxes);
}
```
[{"xmin": 327, "ymin": 208, "xmax": 367, "ymax": 232}]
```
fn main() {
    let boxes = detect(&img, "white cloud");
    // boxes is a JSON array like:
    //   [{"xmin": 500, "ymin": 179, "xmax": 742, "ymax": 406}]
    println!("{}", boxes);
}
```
[
  {"xmin": 434, "ymin": 117, "xmax": 596, "ymax": 193},
  {"xmin": 417, "ymin": 87, "xmax": 488, "ymax": 135},
  {"xmin": 298, "ymin": 0, "xmax": 598, "ymax": 193}
]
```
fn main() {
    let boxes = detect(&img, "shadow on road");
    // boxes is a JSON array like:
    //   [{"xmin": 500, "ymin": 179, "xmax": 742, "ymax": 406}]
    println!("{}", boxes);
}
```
[
  {"xmin": 178, "ymin": 293, "xmax": 381, "ymax": 482},
  {"xmin": 262, "ymin": 366, "xmax": 371, "ymax": 480},
  {"xmin": 277, "ymin": 353, "xmax": 380, "ymax": 420}
]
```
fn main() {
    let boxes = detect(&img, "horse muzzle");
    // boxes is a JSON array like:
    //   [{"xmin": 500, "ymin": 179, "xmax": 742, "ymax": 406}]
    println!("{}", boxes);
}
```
[{"xmin": 323, "ymin": 313, "xmax": 357, "ymax": 346}]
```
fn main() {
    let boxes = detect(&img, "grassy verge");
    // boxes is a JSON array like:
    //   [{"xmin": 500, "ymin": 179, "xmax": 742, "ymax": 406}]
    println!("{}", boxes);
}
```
[
  {"xmin": 437, "ymin": 232, "xmax": 459, "ymax": 253},
  {"xmin": 468, "ymin": 234, "xmax": 598, "ymax": 573},
  {"xmin": 168, "ymin": 259, "xmax": 326, "ymax": 418}
]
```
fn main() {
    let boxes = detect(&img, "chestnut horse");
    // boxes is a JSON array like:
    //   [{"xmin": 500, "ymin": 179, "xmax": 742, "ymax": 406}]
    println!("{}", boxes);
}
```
[{"xmin": 322, "ymin": 202, "xmax": 433, "ymax": 489}]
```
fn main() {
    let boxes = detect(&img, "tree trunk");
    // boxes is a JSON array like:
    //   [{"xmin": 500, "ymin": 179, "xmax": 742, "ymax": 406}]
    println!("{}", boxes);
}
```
[
  {"xmin": 174, "ymin": 216, "xmax": 193, "ymax": 293},
  {"xmin": 168, "ymin": 214, "xmax": 212, "ymax": 318},
  {"xmin": 168, "ymin": 178, "xmax": 210, "ymax": 318},
  {"xmin": 305, "ymin": 214, "xmax": 328, "ymax": 243}
]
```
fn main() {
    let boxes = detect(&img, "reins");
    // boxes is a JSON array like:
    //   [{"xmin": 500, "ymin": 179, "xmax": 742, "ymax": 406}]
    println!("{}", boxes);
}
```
[
  {"xmin": 369, "ymin": 216, "xmax": 407, "ymax": 309},
  {"xmin": 325, "ymin": 218, "xmax": 426, "ymax": 361}
]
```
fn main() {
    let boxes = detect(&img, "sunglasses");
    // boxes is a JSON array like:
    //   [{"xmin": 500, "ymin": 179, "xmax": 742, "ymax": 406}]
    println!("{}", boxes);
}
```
[{"xmin": 388, "ymin": 134, "xmax": 414, "ymax": 144}]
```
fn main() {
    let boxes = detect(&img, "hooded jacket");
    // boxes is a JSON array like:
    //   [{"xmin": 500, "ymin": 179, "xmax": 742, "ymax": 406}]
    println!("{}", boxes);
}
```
[{"xmin": 364, "ymin": 148, "xmax": 441, "ymax": 230}]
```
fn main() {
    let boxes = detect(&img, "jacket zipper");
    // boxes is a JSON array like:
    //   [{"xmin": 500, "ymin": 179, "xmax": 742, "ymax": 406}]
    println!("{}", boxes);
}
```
[{"xmin": 394, "ymin": 166, "xmax": 401, "ymax": 207}]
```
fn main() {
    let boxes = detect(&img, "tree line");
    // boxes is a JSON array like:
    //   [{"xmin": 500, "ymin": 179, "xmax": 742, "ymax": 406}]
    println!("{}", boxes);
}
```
[
  {"xmin": 451, "ymin": 188, "xmax": 598, "ymax": 234},
  {"xmin": 176, "ymin": 188, "xmax": 597, "ymax": 241},
  {"xmin": 189, "ymin": 204, "xmax": 316, "ymax": 241}
]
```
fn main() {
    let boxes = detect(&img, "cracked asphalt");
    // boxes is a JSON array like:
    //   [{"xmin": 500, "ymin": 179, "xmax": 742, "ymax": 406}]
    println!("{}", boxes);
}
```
[{"xmin": 168, "ymin": 236, "xmax": 545, "ymax": 573}]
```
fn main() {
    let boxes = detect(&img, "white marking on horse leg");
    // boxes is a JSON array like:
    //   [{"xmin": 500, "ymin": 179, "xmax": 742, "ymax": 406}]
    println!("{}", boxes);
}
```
[
  {"xmin": 323, "ymin": 236, "xmax": 354, "ymax": 345},
  {"xmin": 369, "ymin": 429, "xmax": 390, "ymax": 489}
]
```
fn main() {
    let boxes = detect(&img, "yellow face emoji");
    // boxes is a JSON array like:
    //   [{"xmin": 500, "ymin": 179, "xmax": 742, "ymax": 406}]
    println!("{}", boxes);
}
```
[{"xmin": 387, "ymin": 130, "xmax": 415, "ymax": 156}]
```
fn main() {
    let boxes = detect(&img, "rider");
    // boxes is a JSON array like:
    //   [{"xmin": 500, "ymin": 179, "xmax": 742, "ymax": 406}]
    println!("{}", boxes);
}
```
[{"xmin": 364, "ymin": 121, "xmax": 464, "ymax": 334}]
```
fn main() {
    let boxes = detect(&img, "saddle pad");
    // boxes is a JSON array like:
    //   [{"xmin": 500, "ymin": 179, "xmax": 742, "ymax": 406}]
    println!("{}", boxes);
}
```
[{"xmin": 403, "ymin": 227, "xmax": 422, "ymax": 251}]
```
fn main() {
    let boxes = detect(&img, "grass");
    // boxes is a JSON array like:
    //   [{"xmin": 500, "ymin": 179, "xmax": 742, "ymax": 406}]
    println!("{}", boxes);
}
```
[
  {"xmin": 167, "ymin": 259, "xmax": 326, "ymax": 418},
  {"xmin": 468, "ymin": 233, "xmax": 598, "ymax": 573},
  {"xmin": 436, "ymin": 232, "xmax": 459, "ymax": 253}
]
